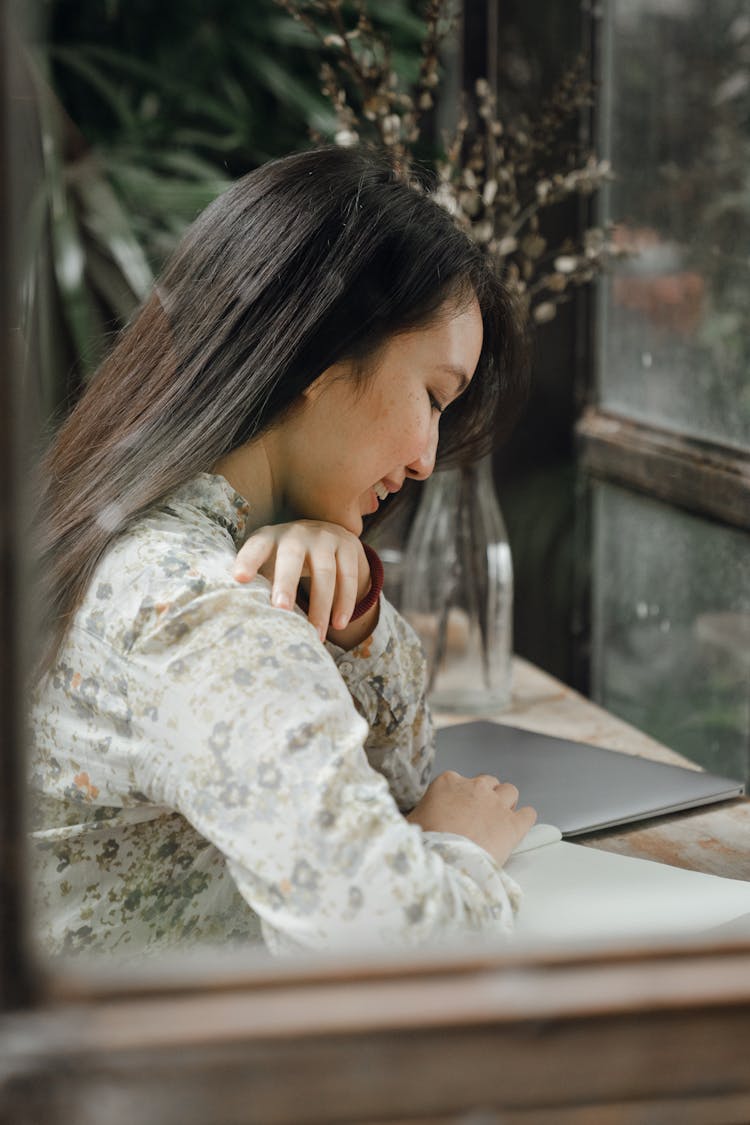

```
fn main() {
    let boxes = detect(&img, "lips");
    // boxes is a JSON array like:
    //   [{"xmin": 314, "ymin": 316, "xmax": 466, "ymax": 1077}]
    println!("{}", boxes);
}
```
[{"xmin": 373, "ymin": 477, "xmax": 403, "ymax": 499}]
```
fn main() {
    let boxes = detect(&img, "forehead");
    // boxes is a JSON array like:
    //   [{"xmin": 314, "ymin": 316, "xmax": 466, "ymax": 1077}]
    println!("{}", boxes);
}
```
[{"xmin": 376, "ymin": 298, "xmax": 483, "ymax": 374}]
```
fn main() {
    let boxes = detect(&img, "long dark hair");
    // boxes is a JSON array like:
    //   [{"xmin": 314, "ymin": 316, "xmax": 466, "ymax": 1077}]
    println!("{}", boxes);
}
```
[{"xmin": 36, "ymin": 145, "xmax": 528, "ymax": 673}]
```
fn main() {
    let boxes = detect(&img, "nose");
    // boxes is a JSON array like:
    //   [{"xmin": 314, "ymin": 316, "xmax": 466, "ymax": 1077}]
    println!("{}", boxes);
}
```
[{"xmin": 405, "ymin": 416, "xmax": 439, "ymax": 480}]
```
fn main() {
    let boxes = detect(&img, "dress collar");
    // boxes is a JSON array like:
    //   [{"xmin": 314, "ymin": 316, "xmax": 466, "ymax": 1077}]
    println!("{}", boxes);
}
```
[{"xmin": 162, "ymin": 473, "xmax": 252, "ymax": 550}]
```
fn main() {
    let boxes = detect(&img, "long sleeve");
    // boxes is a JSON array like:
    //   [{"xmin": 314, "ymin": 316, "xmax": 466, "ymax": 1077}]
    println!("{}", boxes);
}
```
[
  {"xmin": 29, "ymin": 474, "xmax": 521, "ymax": 958},
  {"xmin": 326, "ymin": 595, "xmax": 434, "ymax": 813},
  {"xmin": 130, "ymin": 580, "xmax": 519, "ymax": 954}
]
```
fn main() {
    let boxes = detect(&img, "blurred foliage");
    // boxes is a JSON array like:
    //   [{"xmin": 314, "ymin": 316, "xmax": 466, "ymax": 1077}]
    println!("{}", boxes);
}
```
[
  {"xmin": 42, "ymin": 0, "xmax": 427, "ymax": 281},
  {"xmin": 46, "ymin": 0, "xmax": 427, "ymax": 177},
  {"xmin": 23, "ymin": 0, "xmax": 425, "ymax": 418}
]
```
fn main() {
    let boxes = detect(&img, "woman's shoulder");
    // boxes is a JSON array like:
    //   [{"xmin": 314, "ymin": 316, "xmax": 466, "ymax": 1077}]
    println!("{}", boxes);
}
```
[{"xmin": 75, "ymin": 477, "xmax": 256, "ymax": 655}]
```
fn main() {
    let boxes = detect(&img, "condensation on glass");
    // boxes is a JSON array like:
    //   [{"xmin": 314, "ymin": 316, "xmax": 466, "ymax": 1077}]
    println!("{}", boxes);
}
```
[
  {"xmin": 591, "ymin": 481, "xmax": 750, "ymax": 784},
  {"xmin": 598, "ymin": 0, "xmax": 750, "ymax": 453}
]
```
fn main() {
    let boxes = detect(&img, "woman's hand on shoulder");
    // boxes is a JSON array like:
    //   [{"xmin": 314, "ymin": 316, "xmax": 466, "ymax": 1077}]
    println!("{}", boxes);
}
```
[
  {"xmin": 406, "ymin": 771, "xmax": 537, "ymax": 868},
  {"xmin": 233, "ymin": 520, "xmax": 370, "ymax": 642}
]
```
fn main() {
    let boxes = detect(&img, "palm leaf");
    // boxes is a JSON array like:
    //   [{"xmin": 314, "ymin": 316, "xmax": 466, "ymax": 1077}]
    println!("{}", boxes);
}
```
[
  {"xmin": 69, "ymin": 156, "xmax": 153, "ymax": 299},
  {"xmin": 67, "ymin": 43, "xmax": 248, "ymax": 134},
  {"xmin": 238, "ymin": 44, "xmax": 331, "ymax": 121},
  {"xmin": 34, "ymin": 69, "xmax": 101, "ymax": 373},
  {"xmin": 48, "ymin": 45, "xmax": 138, "ymax": 132}
]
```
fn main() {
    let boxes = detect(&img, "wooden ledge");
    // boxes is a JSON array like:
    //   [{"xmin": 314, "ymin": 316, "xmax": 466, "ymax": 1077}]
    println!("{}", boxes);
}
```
[{"xmin": 576, "ymin": 408, "xmax": 750, "ymax": 530}]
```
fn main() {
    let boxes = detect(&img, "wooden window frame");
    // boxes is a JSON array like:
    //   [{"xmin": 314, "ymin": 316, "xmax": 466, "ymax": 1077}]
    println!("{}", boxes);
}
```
[
  {"xmin": 577, "ymin": 408, "xmax": 750, "ymax": 532},
  {"xmin": 0, "ymin": 0, "xmax": 36, "ymax": 1017},
  {"xmin": 3, "ymin": 3, "xmax": 750, "ymax": 1122},
  {"xmin": 2, "ymin": 942, "xmax": 750, "ymax": 1123}
]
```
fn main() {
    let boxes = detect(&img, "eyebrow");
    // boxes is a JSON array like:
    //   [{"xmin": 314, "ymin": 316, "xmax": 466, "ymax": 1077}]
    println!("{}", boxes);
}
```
[{"xmin": 436, "ymin": 364, "xmax": 470, "ymax": 395}]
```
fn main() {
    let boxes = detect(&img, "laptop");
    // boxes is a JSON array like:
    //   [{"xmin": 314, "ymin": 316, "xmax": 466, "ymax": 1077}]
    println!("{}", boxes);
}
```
[{"xmin": 434, "ymin": 721, "xmax": 745, "ymax": 837}]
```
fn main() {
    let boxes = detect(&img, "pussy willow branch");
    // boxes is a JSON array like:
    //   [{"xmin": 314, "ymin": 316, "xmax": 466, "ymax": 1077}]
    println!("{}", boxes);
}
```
[{"xmin": 277, "ymin": 0, "xmax": 630, "ymax": 319}]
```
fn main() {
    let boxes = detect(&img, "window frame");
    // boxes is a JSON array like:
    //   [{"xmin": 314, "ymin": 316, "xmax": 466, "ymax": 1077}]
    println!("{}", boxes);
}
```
[
  {"xmin": 577, "ymin": 0, "xmax": 750, "ymax": 516},
  {"xmin": 578, "ymin": 408, "xmax": 750, "ymax": 532},
  {"xmin": 0, "ymin": 0, "xmax": 36, "ymax": 1016},
  {"xmin": 4, "ymin": 941, "xmax": 750, "ymax": 1123},
  {"xmin": 3, "ymin": 2, "xmax": 750, "ymax": 1120},
  {"xmin": 574, "ymin": 0, "xmax": 750, "ymax": 786}
]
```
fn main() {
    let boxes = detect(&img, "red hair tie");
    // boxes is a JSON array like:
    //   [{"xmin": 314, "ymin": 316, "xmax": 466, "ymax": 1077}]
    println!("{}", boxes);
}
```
[
  {"xmin": 295, "ymin": 543, "xmax": 384, "ymax": 624},
  {"xmin": 349, "ymin": 543, "xmax": 384, "ymax": 621}
]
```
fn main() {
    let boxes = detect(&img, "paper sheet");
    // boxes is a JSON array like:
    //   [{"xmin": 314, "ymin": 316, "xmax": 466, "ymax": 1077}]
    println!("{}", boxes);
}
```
[{"xmin": 505, "ymin": 824, "xmax": 750, "ymax": 943}]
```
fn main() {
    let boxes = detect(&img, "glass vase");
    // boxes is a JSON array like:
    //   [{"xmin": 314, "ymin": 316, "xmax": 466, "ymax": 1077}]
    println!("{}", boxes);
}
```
[{"xmin": 401, "ymin": 457, "xmax": 513, "ymax": 713}]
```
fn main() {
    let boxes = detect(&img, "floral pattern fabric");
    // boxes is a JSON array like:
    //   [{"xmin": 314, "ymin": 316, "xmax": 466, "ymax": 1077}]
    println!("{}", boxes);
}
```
[{"xmin": 29, "ymin": 473, "xmax": 520, "ymax": 958}]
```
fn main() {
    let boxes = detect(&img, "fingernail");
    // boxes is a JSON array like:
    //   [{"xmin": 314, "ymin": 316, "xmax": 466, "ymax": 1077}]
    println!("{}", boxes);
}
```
[
  {"xmin": 334, "ymin": 613, "xmax": 349, "ymax": 630},
  {"xmin": 272, "ymin": 591, "xmax": 291, "ymax": 609},
  {"xmin": 234, "ymin": 570, "xmax": 249, "ymax": 583},
  {"xmin": 319, "ymin": 627, "xmax": 327, "ymax": 643}
]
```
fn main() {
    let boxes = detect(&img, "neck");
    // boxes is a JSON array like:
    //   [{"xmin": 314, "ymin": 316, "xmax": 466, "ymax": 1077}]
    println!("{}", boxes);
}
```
[{"xmin": 213, "ymin": 438, "xmax": 278, "ymax": 532}]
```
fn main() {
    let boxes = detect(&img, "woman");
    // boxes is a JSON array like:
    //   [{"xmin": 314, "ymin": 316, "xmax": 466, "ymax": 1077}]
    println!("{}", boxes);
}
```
[{"xmin": 30, "ymin": 145, "xmax": 536, "ymax": 958}]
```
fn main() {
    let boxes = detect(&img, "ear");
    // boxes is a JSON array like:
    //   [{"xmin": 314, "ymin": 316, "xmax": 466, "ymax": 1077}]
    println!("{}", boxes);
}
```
[{"xmin": 301, "ymin": 360, "xmax": 349, "ymax": 403}]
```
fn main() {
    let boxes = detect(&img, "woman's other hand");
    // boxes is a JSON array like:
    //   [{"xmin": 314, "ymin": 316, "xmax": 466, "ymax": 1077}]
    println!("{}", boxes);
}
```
[
  {"xmin": 233, "ymin": 520, "xmax": 371, "ymax": 642},
  {"xmin": 406, "ymin": 771, "xmax": 537, "ymax": 868}
]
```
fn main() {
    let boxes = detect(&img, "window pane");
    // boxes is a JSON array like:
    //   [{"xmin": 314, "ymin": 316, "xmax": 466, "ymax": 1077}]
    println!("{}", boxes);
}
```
[
  {"xmin": 598, "ymin": 0, "xmax": 750, "ymax": 452},
  {"xmin": 591, "ymin": 481, "xmax": 750, "ymax": 784}
]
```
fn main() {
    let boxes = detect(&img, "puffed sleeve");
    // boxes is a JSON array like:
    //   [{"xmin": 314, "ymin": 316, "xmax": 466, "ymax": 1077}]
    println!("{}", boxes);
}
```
[
  {"xmin": 129, "ymin": 581, "xmax": 520, "ymax": 955},
  {"xmin": 326, "ymin": 595, "xmax": 433, "ymax": 813}
]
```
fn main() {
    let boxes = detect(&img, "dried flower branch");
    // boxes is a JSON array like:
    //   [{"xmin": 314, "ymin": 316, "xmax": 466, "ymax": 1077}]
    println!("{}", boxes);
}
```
[
  {"xmin": 435, "ymin": 64, "xmax": 628, "ymax": 322},
  {"xmin": 277, "ymin": 0, "xmax": 630, "ymax": 322},
  {"xmin": 277, "ymin": 0, "xmax": 459, "ymax": 169}
]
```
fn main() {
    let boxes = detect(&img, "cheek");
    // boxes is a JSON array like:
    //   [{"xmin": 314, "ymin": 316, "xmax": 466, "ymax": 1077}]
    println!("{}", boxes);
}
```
[
  {"xmin": 372, "ymin": 419, "xmax": 425, "ymax": 470},
  {"xmin": 382, "ymin": 393, "xmax": 431, "ymax": 456},
  {"xmin": 402, "ymin": 407, "xmax": 435, "ymax": 462},
  {"xmin": 356, "ymin": 385, "xmax": 431, "ymax": 475}
]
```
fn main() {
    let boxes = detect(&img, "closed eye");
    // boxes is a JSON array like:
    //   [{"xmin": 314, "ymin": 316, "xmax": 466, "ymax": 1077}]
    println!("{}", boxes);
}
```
[{"xmin": 428, "ymin": 393, "xmax": 446, "ymax": 415}]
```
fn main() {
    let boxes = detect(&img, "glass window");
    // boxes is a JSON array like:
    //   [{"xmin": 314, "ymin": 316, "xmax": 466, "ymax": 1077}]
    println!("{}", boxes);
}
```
[
  {"xmin": 591, "ymin": 480, "xmax": 750, "ymax": 784},
  {"xmin": 598, "ymin": 0, "xmax": 750, "ymax": 452}
]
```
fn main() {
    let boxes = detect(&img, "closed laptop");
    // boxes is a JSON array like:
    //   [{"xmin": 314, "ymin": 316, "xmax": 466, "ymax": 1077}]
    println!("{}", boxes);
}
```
[{"xmin": 434, "ymin": 721, "xmax": 745, "ymax": 837}]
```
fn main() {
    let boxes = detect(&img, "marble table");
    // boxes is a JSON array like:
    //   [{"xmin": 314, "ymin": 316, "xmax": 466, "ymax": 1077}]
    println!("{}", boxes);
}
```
[{"xmin": 434, "ymin": 656, "xmax": 750, "ymax": 881}]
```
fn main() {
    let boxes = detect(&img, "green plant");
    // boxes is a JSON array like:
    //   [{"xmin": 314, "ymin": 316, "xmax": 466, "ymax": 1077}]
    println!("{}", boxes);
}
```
[
  {"xmin": 21, "ymin": 54, "xmax": 156, "ymax": 420},
  {"xmin": 24, "ymin": 0, "xmax": 428, "ymax": 419}
]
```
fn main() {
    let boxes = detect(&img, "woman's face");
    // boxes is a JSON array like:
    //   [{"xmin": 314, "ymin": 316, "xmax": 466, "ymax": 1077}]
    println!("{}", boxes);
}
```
[{"xmin": 274, "ymin": 296, "xmax": 484, "ymax": 535}]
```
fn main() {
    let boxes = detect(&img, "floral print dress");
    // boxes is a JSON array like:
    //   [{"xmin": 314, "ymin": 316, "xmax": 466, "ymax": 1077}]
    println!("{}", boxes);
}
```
[{"xmin": 29, "ymin": 473, "xmax": 520, "ymax": 958}]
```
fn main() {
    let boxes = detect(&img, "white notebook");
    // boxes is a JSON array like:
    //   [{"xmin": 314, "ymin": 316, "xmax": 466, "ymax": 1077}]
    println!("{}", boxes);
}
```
[{"xmin": 506, "ymin": 824, "xmax": 750, "ymax": 944}]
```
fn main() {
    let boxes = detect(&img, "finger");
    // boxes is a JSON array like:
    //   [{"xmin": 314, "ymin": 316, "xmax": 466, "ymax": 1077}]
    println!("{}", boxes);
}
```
[
  {"xmin": 436, "ymin": 769, "xmax": 462, "ymax": 782},
  {"xmin": 473, "ymin": 773, "xmax": 502, "ymax": 789},
  {"xmin": 494, "ymin": 782, "xmax": 520, "ymax": 809},
  {"xmin": 306, "ymin": 550, "xmax": 338, "ymax": 642},
  {"xmin": 233, "ymin": 532, "xmax": 276, "ymax": 583},
  {"xmin": 330, "ymin": 543, "xmax": 361, "ymax": 631},
  {"xmin": 514, "ymin": 805, "xmax": 538, "ymax": 840},
  {"xmin": 269, "ymin": 540, "xmax": 307, "ymax": 611}
]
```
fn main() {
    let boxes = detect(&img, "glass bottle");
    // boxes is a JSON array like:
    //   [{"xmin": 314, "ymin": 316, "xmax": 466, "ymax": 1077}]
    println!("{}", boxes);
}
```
[{"xmin": 401, "ymin": 456, "xmax": 513, "ymax": 713}]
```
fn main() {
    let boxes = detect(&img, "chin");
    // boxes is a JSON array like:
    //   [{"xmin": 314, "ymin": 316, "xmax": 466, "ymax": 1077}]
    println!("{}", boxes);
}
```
[{"xmin": 313, "ymin": 504, "xmax": 363, "ymax": 537}]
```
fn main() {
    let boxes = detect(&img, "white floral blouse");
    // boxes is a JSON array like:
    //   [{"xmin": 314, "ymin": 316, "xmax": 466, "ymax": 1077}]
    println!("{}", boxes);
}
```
[{"xmin": 29, "ymin": 473, "xmax": 520, "ymax": 958}]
